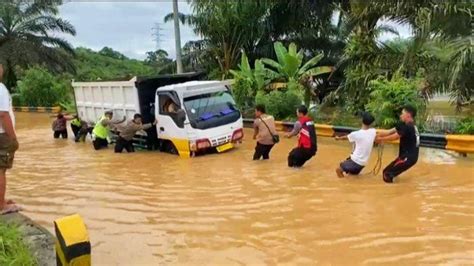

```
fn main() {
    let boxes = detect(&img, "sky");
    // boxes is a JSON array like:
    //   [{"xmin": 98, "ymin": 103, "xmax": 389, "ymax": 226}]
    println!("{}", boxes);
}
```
[
  {"xmin": 59, "ymin": 1, "xmax": 411, "ymax": 60},
  {"xmin": 59, "ymin": 1, "xmax": 199, "ymax": 60}
]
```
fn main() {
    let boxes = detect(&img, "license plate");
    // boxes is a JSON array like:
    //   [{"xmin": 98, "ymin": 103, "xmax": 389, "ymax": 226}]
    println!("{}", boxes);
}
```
[{"xmin": 216, "ymin": 142, "xmax": 233, "ymax": 153}]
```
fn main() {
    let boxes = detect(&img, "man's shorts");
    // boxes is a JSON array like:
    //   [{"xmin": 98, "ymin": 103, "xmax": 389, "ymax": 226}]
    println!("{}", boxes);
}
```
[
  {"xmin": 340, "ymin": 158, "xmax": 364, "ymax": 175},
  {"xmin": 0, "ymin": 134, "xmax": 18, "ymax": 169}
]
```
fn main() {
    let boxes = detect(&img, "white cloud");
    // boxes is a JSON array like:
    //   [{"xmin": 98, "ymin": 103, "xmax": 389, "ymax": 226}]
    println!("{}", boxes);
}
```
[{"xmin": 59, "ymin": 1, "xmax": 199, "ymax": 60}]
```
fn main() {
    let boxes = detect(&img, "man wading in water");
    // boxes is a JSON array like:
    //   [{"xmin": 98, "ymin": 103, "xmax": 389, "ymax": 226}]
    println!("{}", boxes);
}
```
[
  {"xmin": 115, "ymin": 113, "xmax": 156, "ymax": 153},
  {"xmin": 92, "ymin": 111, "xmax": 125, "ymax": 150},
  {"xmin": 376, "ymin": 105, "xmax": 420, "ymax": 183},
  {"xmin": 0, "ymin": 64, "xmax": 20, "ymax": 214},
  {"xmin": 286, "ymin": 105, "xmax": 317, "ymax": 167},
  {"xmin": 253, "ymin": 104, "xmax": 278, "ymax": 160}
]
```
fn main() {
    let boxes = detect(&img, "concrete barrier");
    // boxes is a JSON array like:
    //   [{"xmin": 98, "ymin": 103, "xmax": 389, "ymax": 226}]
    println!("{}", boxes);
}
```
[
  {"xmin": 54, "ymin": 214, "xmax": 91, "ymax": 266},
  {"xmin": 13, "ymin": 106, "xmax": 61, "ymax": 113},
  {"xmin": 243, "ymin": 118, "xmax": 474, "ymax": 153}
]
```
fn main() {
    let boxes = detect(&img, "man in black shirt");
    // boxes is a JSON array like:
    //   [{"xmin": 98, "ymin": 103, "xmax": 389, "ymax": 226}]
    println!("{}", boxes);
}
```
[{"xmin": 376, "ymin": 106, "xmax": 420, "ymax": 183}]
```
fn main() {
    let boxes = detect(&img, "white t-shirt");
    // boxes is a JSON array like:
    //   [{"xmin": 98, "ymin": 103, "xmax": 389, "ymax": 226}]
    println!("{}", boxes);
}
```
[
  {"xmin": 0, "ymin": 83, "xmax": 15, "ymax": 134},
  {"xmin": 347, "ymin": 128, "xmax": 376, "ymax": 166}
]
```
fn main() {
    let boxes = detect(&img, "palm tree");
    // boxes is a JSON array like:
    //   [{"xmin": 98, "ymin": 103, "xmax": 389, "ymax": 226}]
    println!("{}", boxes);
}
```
[
  {"xmin": 262, "ymin": 42, "xmax": 334, "ymax": 106},
  {"xmin": 0, "ymin": 0, "xmax": 76, "ymax": 89},
  {"xmin": 163, "ymin": 11, "xmax": 193, "ymax": 26}
]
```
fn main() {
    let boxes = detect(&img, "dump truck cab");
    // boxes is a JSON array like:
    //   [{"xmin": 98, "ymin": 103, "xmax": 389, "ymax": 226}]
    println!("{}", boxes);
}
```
[{"xmin": 155, "ymin": 80, "xmax": 243, "ymax": 157}]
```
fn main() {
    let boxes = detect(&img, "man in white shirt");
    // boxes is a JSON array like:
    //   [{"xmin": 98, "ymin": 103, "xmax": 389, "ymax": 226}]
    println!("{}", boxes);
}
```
[
  {"xmin": 335, "ymin": 112, "xmax": 376, "ymax": 177},
  {"xmin": 0, "ymin": 64, "xmax": 20, "ymax": 214}
]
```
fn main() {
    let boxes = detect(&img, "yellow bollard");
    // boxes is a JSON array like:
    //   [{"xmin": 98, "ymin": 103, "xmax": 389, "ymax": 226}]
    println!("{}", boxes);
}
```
[{"xmin": 54, "ymin": 214, "xmax": 91, "ymax": 266}]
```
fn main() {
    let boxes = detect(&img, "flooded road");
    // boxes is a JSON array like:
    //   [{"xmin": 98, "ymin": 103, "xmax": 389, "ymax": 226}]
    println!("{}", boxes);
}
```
[{"xmin": 8, "ymin": 113, "xmax": 474, "ymax": 265}]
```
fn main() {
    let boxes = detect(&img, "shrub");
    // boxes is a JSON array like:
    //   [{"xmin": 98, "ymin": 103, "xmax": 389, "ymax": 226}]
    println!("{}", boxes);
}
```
[
  {"xmin": 310, "ymin": 106, "xmax": 360, "ymax": 127},
  {"xmin": 232, "ymin": 79, "xmax": 255, "ymax": 117},
  {"xmin": 16, "ymin": 67, "xmax": 71, "ymax": 107},
  {"xmin": 256, "ymin": 90, "xmax": 301, "ymax": 120},
  {"xmin": 11, "ymin": 93, "xmax": 23, "ymax": 106},
  {"xmin": 366, "ymin": 76, "xmax": 426, "ymax": 128},
  {"xmin": 455, "ymin": 117, "xmax": 474, "ymax": 134}
]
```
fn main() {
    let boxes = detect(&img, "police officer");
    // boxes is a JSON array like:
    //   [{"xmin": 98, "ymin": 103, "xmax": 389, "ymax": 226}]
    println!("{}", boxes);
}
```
[
  {"xmin": 70, "ymin": 115, "xmax": 82, "ymax": 139},
  {"xmin": 92, "ymin": 111, "xmax": 125, "ymax": 150}
]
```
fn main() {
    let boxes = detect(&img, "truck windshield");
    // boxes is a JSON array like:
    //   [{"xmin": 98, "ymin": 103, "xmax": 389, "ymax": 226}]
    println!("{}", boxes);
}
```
[{"xmin": 184, "ymin": 90, "xmax": 241, "ymax": 130}]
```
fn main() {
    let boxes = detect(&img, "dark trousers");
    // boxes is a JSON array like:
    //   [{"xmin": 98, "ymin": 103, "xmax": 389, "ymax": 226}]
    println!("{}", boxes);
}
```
[
  {"xmin": 253, "ymin": 142, "xmax": 274, "ymax": 160},
  {"xmin": 114, "ymin": 136, "xmax": 134, "ymax": 153},
  {"xmin": 75, "ymin": 128, "xmax": 88, "ymax": 142},
  {"xmin": 383, "ymin": 157, "xmax": 417, "ymax": 183},
  {"xmin": 288, "ymin": 147, "xmax": 314, "ymax": 167},
  {"xmin": 54, "ymin": 130, "xmax": 68, "ymax": 139},
  {"xmin": 71, "ymin": 124, "xmax": 81, "ymax": 137},
  {"xmin": 93, "ymin": 137, "xmax": 108, "ymax": 150}
]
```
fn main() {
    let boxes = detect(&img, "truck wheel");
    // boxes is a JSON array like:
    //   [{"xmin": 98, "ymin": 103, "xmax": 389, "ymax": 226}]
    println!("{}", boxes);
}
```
[
  {"xmin": 169, "ymin": 144, "xmax": 178, "ymax": 155},
  {"xmin": 162, "ymin": 140, "xmax": 178, "ymax": 155}
]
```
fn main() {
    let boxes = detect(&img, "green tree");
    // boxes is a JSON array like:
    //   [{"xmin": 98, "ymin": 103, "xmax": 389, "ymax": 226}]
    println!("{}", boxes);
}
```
[
  {"xmin": 366, "ymin": 75, "xmax": 426, "ymax": 128},
  {"xmin": 163, "ymin": 11, "xmax": 193, "ymax": 25},
  {"xmin": 16, "ymin": 66, "xmax": 71, "ymax": 107},
  {"xmin": 415, "ymin": 2, "xmax": 472, "ymax": 109},
  {"xmin": 230, "ymin": 51, "xmax": 270, "ymax": 113},
  {"xmin": 190, "ymin": 0, "xmax": 269, "ymax": 78},
  {"xmin": 99, "ymin": 47, "xmax": 128, "ymax": 60},
  {"xmin": 255, "ymin": 90, "xmax": 302, "ymax": 121},
  {"xmin": 73, "ymin": 47, "xmax": 154, "ymax": 81},
  {"xmin": 145, "ymin": 50, "xmax": 172, "ymax": 65},
  {"xmin": 0, "ymin": 0, "xmax": 76, "ymax": 89},
  {"xmin": 182, "ymin": 40, "xmax": 213, "ymax": 72},
  {"xmin": 338, "ymin": 0, "xmax": 471, "ymax": 111},
  {"xmin": 261, "ymin": 42, "xmax": 333, "ymax": 106}
]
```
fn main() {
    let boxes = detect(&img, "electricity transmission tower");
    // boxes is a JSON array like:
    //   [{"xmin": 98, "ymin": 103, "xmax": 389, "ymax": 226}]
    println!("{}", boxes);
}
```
[{"xmin": 152, "ymin": 23, "xmax": 164, "ymax": 50}]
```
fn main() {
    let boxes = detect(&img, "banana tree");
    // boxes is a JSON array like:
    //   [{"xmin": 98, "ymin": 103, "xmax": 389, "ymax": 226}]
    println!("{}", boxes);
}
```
[
  {"xmin": 230, "ymin": 51, "xmax": 269, "ymax": 90},
  {"xmin": 262, "ymin": 42, "xmax": 334, "ymax": 106},
  {"xmin": 230, "ymin": 51, "xmax": 271, "ymax": 112}
]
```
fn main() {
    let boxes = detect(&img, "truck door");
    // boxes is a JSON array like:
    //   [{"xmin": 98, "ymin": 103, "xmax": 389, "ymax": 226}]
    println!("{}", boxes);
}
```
[{"xmin": 156, "ymin": 91, "xmax": 188, "ymax": 155}]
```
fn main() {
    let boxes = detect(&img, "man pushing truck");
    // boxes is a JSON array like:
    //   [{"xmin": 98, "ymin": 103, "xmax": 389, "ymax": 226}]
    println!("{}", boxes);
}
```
[{"xmin": 92, "ymin": 111, "xmax": 125, "ymax": 150}]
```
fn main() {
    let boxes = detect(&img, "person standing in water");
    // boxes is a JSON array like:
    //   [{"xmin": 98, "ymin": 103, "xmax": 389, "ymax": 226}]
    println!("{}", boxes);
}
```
[
  {"xmin": 253, "ymin": 104, "xmax": 278, "ymax": 160},
  {"xmin": 335, "ymin": 112, "xmax": 376, "ymax": 177},
  {"xmin": 286, "ymin": 105, "xmax": 317, "ymax": 167},
  {"xmin": 0, "ymin": 64, "xmax": 20, "ymax": 214},
  {"xmin": 376, "ymin": 105, "xmax": 420, "ymax": 183},
  {"xmin": 115, "ymin": 114, "xmax": 156, "ymax": 153},
  {"xmin": 70, "ymin": 115, "xmax": 82, "ymax": 139},
  {"xmin": 74, "ymin": 119, "xmax": 89, "ymax": 143},
  {"xmin": 52, "ymin": 113, "xmax": 68, "ymax": 139},
  {"xmin": 92, "ymin": 111, "xmax": 125, "ymax": 150}
]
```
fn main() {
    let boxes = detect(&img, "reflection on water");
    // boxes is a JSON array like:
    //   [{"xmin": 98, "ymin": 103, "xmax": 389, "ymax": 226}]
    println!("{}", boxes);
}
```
[{"xmin": 8, "ymin": 113, "xmax": 474, "ymax": 265}]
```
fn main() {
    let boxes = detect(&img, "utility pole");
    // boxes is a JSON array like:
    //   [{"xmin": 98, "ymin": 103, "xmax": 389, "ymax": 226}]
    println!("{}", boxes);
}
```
[{"xmin": 172, "ymin": 0, "xmax": 183, "ymax": 73}]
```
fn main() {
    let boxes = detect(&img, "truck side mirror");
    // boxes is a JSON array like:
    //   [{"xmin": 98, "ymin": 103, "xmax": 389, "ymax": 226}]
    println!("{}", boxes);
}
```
[{"xmin": 176, "ymin": 109, "xmax": 186, "ymax": 128}]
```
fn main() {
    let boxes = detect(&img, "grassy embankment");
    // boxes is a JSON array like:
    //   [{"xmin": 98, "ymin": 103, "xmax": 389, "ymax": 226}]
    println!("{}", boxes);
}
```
[{"xmin": 0, "ymin": 222, "xmax": 36, "ymax": 265}]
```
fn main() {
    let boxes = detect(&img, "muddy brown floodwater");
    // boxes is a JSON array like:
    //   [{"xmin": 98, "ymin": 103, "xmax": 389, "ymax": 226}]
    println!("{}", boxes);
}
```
[{"xmin": 8, "ymin": 113, "xmax": 474, "ymax": 265}]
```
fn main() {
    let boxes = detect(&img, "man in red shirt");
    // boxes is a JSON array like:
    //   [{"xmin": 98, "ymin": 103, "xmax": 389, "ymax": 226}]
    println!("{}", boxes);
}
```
[{"xmin": 286, "ymin": 105, "xmax": 317, "ymax": 167}]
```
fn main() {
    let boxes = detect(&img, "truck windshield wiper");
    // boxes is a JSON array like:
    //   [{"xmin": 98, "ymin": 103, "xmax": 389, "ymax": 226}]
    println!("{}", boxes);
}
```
[
  {"xmin": 219, "ymin": 108, "xmax": 235, "ymax": 116},
  {"xmin": 198, "ymin": 112, "xmax": 217, "ymax": 121}
]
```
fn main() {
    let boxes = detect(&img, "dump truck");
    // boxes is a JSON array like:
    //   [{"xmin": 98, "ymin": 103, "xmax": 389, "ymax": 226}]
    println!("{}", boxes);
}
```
[{"xmin": 72, "ymin": 73, "xmax": 243, "ymax": 157}]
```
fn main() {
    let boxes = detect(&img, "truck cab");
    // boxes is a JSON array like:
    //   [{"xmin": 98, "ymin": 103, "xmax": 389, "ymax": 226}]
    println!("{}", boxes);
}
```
[{"xmin": 155, "ymin": 81, "xmax": 243, "ymax": 157}]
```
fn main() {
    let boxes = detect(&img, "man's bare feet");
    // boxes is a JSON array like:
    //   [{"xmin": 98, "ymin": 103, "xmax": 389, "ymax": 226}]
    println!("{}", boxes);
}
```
[
  {"xmin": 6, "ymin": 199, "xmax": 15, "ymax": 204},
  {"xmin": 1, "ymin": 203, "xmax": 22, "ymax": 215},
  {"xmin": 336, "ymin": 167, "xmax": 345, "ymax": 178}
]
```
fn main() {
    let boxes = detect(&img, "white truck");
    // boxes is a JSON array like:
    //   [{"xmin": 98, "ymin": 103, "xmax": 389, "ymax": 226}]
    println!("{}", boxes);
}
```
[{"xmin": 72, "ymin": 73, "xmax": 243, "ymax": 157}]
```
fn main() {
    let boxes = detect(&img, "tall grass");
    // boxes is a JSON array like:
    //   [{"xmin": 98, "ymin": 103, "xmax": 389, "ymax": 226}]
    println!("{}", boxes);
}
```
[{"xmin": 0, "ymin": 223, "xmax": 37, "ymax": 266}]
